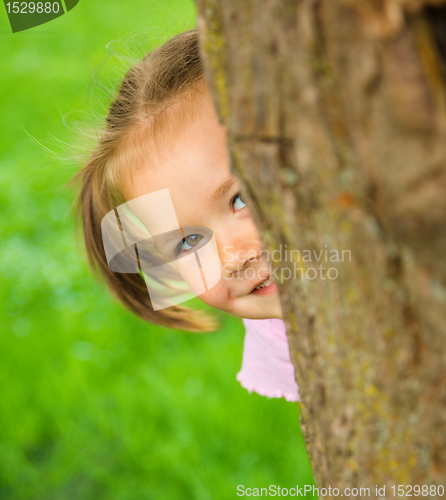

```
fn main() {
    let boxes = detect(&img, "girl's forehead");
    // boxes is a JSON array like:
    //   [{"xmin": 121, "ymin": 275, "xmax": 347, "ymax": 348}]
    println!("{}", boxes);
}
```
[
  {"xmin": 124, "ymin": 92, "xmax": 234, "ymax": 223},
  {"xmin": 145, "ymin": 161, "xmax": 234, "ymax": 225}
]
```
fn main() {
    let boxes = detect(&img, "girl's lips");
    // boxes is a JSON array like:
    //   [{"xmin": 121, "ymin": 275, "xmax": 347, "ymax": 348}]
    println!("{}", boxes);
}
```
[{"xmin": 249, "ymin": 280, "xmax": 277, "ymax": 296}]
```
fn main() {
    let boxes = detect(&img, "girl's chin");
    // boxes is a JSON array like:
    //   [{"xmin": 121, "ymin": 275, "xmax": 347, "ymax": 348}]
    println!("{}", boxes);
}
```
[{"xmin": 246, "ymin": 293, "xmax": 283, "ymax": 320}]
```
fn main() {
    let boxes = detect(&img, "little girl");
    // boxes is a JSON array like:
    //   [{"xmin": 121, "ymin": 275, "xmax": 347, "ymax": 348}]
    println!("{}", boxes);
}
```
[{"xmin": 72, "ymin": 28, "xmax": 299, "ymax": 403}]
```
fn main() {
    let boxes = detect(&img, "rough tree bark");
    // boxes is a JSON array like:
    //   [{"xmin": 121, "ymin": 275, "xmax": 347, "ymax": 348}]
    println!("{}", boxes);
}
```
[{"xmin": 195, "ymin": 0, "xmax": 446, "ymax": 494}]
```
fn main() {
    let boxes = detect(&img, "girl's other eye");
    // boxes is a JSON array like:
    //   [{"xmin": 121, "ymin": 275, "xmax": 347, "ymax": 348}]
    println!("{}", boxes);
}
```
[
  {"xmin": 176, "ymin": 234, "xmax": 204, "ymax": 255},
  {"xmin": 232, "ymin": 193, "xmax": 247, "ymax": 212}
]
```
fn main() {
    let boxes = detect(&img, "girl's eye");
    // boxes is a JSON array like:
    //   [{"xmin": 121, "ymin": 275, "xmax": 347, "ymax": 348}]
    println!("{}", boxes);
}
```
[
  {"xmin": 176, "ymin": 234, "xmax": 204, "ymax": 255},
  {"xmin": 232, "ymin": 193, "xmax": 247, "ymax": 212}
]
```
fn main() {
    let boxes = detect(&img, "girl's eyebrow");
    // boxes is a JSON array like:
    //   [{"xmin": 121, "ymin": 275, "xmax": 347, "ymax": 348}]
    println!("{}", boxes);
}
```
[{"xmin": 211, "ymin": 177, "xmax": 237, "ymax": 204}]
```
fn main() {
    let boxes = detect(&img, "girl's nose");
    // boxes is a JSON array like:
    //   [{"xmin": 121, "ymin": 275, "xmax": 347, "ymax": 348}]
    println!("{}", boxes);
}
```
[{"xmin": 219, "ymin": 235, "xmax": 263, "ymax": 275}]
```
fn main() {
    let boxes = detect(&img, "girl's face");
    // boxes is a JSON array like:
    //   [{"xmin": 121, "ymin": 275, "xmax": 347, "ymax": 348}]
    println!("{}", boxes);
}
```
[{"xmin": 122, "ymin": 86, "xmax": 283, "ymax": 320}]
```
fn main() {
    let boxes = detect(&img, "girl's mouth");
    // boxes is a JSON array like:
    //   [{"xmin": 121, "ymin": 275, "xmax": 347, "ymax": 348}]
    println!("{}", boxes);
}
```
[{"xmin": 249, "ymin": 278, "xmax": 277, "ymax": 296}]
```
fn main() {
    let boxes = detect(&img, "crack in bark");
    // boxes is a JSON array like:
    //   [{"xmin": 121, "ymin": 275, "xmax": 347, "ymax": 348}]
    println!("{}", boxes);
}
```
[{"xmin": 425, "ymin": 4, "xmax": 446, "ymax": 79}]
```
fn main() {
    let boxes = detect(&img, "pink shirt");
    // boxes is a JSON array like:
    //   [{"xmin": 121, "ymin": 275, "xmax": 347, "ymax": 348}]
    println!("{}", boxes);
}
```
[{"xmin": 236, "ymin": 318, "xmax": 300, "ymax": 402}]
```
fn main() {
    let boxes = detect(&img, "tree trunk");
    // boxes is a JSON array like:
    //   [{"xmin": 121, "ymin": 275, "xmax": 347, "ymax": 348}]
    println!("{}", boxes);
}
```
[{"xmin": 195, "ymin": 0, "xmax": 446, "ymax": 494}]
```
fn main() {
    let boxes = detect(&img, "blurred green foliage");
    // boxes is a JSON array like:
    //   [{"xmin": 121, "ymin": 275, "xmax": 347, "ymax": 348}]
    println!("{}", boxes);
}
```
[{"xmin": 0, "ymin": 1, "xmax": 316, "ymax": 498}]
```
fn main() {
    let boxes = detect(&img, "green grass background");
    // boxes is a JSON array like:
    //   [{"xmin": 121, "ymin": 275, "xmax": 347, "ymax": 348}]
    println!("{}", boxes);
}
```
[{"xmin": 0, "ymin": 0, "xmax": 316, "ymax": 498}]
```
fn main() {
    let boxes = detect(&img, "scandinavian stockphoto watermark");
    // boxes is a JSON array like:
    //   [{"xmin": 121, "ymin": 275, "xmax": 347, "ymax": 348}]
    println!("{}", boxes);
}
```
[
  {"xmin": 101, "ymin": 188, "xmax": 221, "ymax": 311},
  {"xmin": 236, "ymin": 484, "xmax": 445, "ymax": 497},
  {"xmin": 100, "ymin": 188, "xmax": 352, "ymax": 311},
  {"xmin": 222, "ymin": 245, "xmax": 351, "ymax": 282},
  {"xmin": 237, "ymin": 484, "xmax": 370, "ymax": 497}
]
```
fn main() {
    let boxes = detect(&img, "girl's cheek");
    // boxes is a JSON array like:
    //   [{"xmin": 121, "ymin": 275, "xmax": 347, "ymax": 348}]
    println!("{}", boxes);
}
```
[{"xmin": 198, "ymin": 279, "xmax": 232, "ymax": 310}]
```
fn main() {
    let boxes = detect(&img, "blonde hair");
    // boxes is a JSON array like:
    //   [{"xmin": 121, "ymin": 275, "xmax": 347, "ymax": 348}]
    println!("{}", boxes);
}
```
[{"xmin": 70, "ymin": 28, "xmax": 218, "ymax": 332}]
